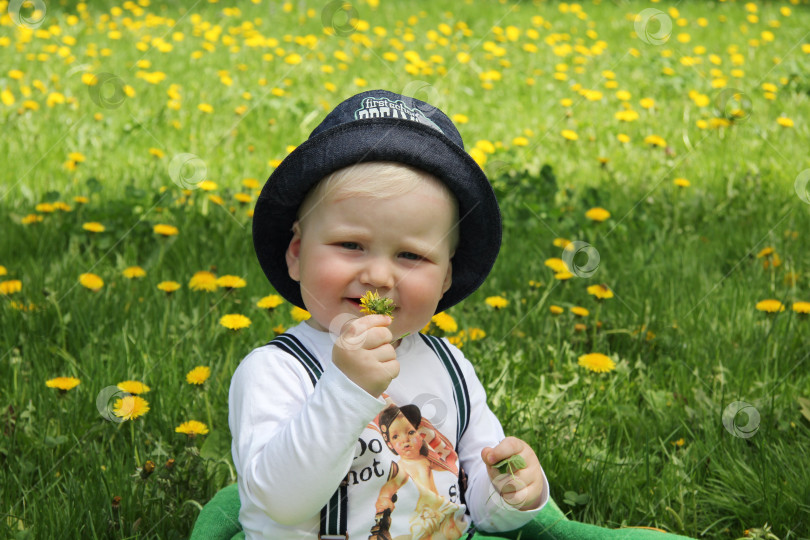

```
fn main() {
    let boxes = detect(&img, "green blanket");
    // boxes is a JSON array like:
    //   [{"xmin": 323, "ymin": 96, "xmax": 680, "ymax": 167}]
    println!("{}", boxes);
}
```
[{"xmin": 189, "ymin": 484, "xmax": 694, "ymax": 540}]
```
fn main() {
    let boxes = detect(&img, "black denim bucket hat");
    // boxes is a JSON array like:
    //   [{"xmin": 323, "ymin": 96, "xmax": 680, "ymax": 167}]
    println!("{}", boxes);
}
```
[{"xmin": 253, "ymin": 89, "xmax": 501, "ymax": 313}]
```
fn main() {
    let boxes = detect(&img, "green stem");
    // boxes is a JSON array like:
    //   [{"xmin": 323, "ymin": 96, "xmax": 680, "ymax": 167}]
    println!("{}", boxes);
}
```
[
  {"xmin": 204, "ymin": 390, "xmax": 214, "ymax": 431},
  {"xmin": 130, "ymin": 420, "xmax": 140, "ymax": 465}
]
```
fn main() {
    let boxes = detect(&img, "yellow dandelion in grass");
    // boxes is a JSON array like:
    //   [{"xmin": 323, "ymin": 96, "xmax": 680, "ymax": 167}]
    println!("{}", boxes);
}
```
[
  {"xmin": 79, "ymin": 273, "xmax": 104, "ymax": 292},
  {"xmin": 153, "ymin": 224, "xmax": 179, "ymax": 237},
  {"xmin": 53, "ymin": 202, "xmax": 72, "ymax": 212},
  {"xmin": 793, "ymin": 302, "xmax": 810, "ymax": 315},
  {"xmin": 242, "ymin": 178, "xmax": 260, "ymax": 189},
  {"xmin": 674, "ymin": 178, "xmax": 691, "ymax": 188},
  {"xmin": 671, "ymin": 437, "xmax": 685, "ymax": 447},
  {"xmin": 35, "ymin": 203, "xmax": 55, "ymax": 213},
  {"xmin": 157, "ymin": 281, "xmax": 181, "ymax": 294},
  {"xmin": 235, "ymin": 193, "xmax": 252, "ymax": 204},
  {"xmin": 220, "ymin": 313, "xmax": 251, "ymax": 330},
  {"xmin": 216, "ymin": 275, "xmax": 247, "ymax": 290},
  {"xmin": 756, "ymin": 247, "xmax": 775, "ymax": 259},
  {"xmin": 117, "ymin": 380, "xmax": 150, "ymax": 395},
  {"xmin": 512, "ymin": 136, "xmax": 529, "ymax": 147},
  {"xmin": 755, "ymin": 299, "xmax": 785, "ymax": 313},
  {"xmin": 360, "ymin": 290, "xmax": 396, "ymax": 318},
  {"xmin": 175, "ymin": 420, "xmax": 209, "ymax": 437},
  {"xmin": 447, "ymin": 334, "xmax": 464, "ymax": 348},
  {"xmin": 0, "ymin": 265, "xmax": 6, "ymax": 276},
  {"xmin": 198, "ymin": 180, "xmax": 217, "ymax": 191},
  {"xmin": 257, "ymin": 294, "xmax": 284, "ymax": 310},
  {"xmin": 554, "ymin": 271, "xmax": 574, "ymax": 281},
  {"xmin": 553, "ymin": 238, "xmax": 571, "ymax": 249},
  {"xmin": 113, "ymin": 395, "xmax": 149, "ymax": 421},
  {"xmin": 585, "ymin": 207, "xmax": 611, "ymax": 222},
  {"xmin": 189, "ymin": 271, "xmax": 218, "ymax": 292},
  {"xmin": 123, "ymin": 266, "xmax": 146, "ymax": 279},
  {"xmin": 0, "ymin": 279, "xmax": 22, "ymax": 295},
  {"xmin": 571, "ymin": 306, "xmax": 590, "ymax": 317},
  {"xmin": 74, "ymin": 196, "xmax": 89, "ymax": 204},
  {"xmin": 644, "ymin": 134, "xmax": 667, "ymax": 147},
  {"xmin": 291, "ymin": 306, "xmax": 311, "ymax": 322},
  {"xmin": 544, "ymin": 258, "xmax": 569, "ymax": 273},
  {"xmin": 561, "ymin": 129, "xmax": 578, "ymax": 141},
  {"xmin": 431, "ymin": 312, "xmax": 458, "ymax": 333},
  {"xmin": 574, "ymin": 323, "xmax": 587, "ymax": 332},
  {"xmin": 587, "ymin": 284, "xmax": 614, "ymax": 300},
  {"xmin": 468, "ymin": 328, "xmax": 486, "ymax": 340},
  {"xmin": 578, "ymin": 353, "xmax": 616, "ymax": 373},
  {"xmin": 776, "ymin": 116, "xmax": 794, "ymax": 128},
  {"xmin": 82, "ymin": 222, "xmax": 105, "ymax": 233},
  {"xmin": 186, "ymin": 366, "xmax": 211, "ymax": 385},
  {"xmin": 549, "ymin": 305, "xmax": 564, "ymax": 315},
  {"xmin": 46, "ymin": 376, "xmax": 81, "ymax": 392},
  {"xmin": 273, "ymin": 324, "xmax": 286, "ymax": 336},
  {"xmin": 485, "ymin": 296, "xmax": 508, "ymax": 309}
]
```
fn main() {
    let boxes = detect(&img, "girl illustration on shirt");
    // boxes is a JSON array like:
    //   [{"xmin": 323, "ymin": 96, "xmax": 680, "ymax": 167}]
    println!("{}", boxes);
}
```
[{"xmin": 370, "ymin": 403, "xmax": 467, "ymax": 540}]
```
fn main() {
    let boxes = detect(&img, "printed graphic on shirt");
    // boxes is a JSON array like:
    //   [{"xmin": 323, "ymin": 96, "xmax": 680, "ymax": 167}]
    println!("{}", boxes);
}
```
[
  {"xmin": 365, "ymin": 396, "xmax": 468, "ymax": 540},
  {"xmin": 354, "ymin": 95, "xmax": 444, "ymax": 134}
]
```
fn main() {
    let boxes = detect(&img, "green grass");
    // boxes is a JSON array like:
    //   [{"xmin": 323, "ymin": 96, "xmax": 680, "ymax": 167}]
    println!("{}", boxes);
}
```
[{"xmin": 2, "ymin": 0, "xmax": 810, "ymax": 538}]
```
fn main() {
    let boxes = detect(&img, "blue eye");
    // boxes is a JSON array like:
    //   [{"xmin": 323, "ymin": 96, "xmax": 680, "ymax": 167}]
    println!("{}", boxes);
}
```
[
  {"xmin": 341, "ymin": 242, "xmax": 360, "ymax": 250},
  {"xmin": 400, "ymin": 252, "xmax": 423, "ymax": 261}
]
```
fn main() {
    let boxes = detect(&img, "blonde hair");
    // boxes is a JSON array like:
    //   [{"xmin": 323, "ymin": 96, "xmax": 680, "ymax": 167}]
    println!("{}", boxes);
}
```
[{"xmin": 297, "ymin": 161, "xmax": 460, "ymax": 250}]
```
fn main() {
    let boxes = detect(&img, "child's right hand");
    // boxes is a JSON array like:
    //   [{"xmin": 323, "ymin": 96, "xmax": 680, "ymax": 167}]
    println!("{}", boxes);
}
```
[{"xmin": 332, "ymin": 314, "xmax": 399, "ymax": 397}]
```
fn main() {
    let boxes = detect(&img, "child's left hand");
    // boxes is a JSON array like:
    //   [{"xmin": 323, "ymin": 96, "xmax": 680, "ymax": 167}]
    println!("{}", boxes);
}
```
[{"xmin": 481, "ymin": 437, "xmax": 545, "ymax": 511}]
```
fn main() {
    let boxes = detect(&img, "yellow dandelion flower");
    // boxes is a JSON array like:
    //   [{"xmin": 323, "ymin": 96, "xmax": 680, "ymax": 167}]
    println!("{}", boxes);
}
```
[
  {"xmin": 644, "ymin": 134, "xmax": 667, "ymax": 147},
  {"xmin": 792, "ymin": 302, "xmax": 810, "ymax": 315},
  {"xmin": 553, "ymin": 238, "xmax": 571, "ymax": 248},
  {"xmin": 431, "ymin": 312, "xmax": 458, "ymax": 333},
  {"xmin": 585, "ymin": 207, "xmax": 611, "ymax": 222},
  {"xmin": 153, "ymin": 224, "xmax": 179, "ymax": 237},
  {"xmin": 755, "ymin": 299, "xmax": 785, "ymax": 313},
  {"xmin": 485, "ymin": 296, "xmax": 508, "ymax": 309},
  {"xmin": 242, "ymin": 178, "xmax": 260, "ymax": 189},
  {"xmin": 561, "ymin": 129, "xmax": 578, "ymax": 141},
  {"xmin": 199, "ymin": 180, "xmax": 218, "ymax": 191},
  {"xmin": 113, "ymin": 395, "xmax": 150, "ymax": 421},
  {"xmin": 257, "ymin": 294, "xmax": 284, "ymax": 310},
  {"xmin": 574, "ymin": 323, "xmax": 587, "ymax": 332},
  {"xmin": 273, "ymin": 324, "xmax": 286, "ymax": 336},
  {"xmin": 0, "ymin": 266, "xmax": 5, "ymax": 277},
  {"xmin": 549, "ymin": 305, "xmax": 564, "ymax": 315},
  {"xmin": 674, "ymin": 178, "xmax": 691, "ymax": 188},
  {"xmin": 360, "ymin": 290, "xmax": 396, "ymax": 318},
  {"xmin": 555, "ymin": 271, "xmax": 574, "ymax": 281},
  {"xmin": 186, "ymin": 366, "xmax": 211, "ymax": 385},
  {"xmin": 74, "ymin": 196, "xmax": 89, "ymax": 204},
  {"xmin": 0, "ymin": 279, "xmax": 22, "ymax": 295},
  {"xmin": 291, "ymin": 306, "xmax": 311, "ymax": 322},
  {"xmin": 468, "ymin": 328, "xmax": 486, "ymax": 340},
  {"xmin": 776, "ymin": 116, "xmax": 794, "ymax": 128},
  {"xmin": 578, "ymin": 353, "xmax": 616, "ymax": 373},
  {"xmin": 189, "ymin": 271, "xmax": 218, "ymax": 292},
  {"xmin": 671, "ymin": 437, "xmax": 685, "ymax": 447},
  {"xmin": 544, "ymin": 258, "xmax": 569, "ymax": 273},
  {"xmin": 571, "ymin": 306, "xmax": 590, "ymax": 317},
  {"xmin": 117, "ymin": 380, "xmax": 150, "ymax": 394},
  {"xmin": 46, "ymin": 377, "xmax": 81, "ymax": 391},
  {"xmin": 756, "ymin": 247, "xmax": 775, "ymax": 259},
  {"xmin": 123, "ymin": 266, "xmax": 146, "ymax": 279},
  {"xmin": 175, "ymin": 420, "xmax": 209, "ymax": 436},
  {"xmin": 220, "ymin": 313, "xmax": 251, "ymax": 330},
  {"xmin": 587, "ymin": 284, "xmax": 614, "ymax": 300},
  {"xmin": 617, "ymin": 133, "xmax": 630, "ymax": 143},
  {"xmin": 36, "ymin": 203, "xmax": 55, "ymax": 213},
  {"xmin": 512, "ymin": 136, "xmax": 529, "ymax": 147},
  {"xmin": 215, "ymin": 275, "xmax": 247, "ymax": 289},
  {"xmin": 157, "ymin": 281, "xmax": 181, "ymax": 294},
  {"xmin": 235, "ymin": 193, "xmax": 252, "ymax": 204},
  {"xmin": 79, "ymin": 273, "xmax": 104, "ymax": 291},
  {"xmin": 82, "ymin": 222, "xmax": 105, "ymax": 233}
]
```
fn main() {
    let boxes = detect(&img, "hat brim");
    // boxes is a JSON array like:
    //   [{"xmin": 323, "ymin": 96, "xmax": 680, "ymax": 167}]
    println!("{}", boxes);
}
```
[{"xmin": 253, "ymin": 117, "xmax": 501, "ymax": 314}]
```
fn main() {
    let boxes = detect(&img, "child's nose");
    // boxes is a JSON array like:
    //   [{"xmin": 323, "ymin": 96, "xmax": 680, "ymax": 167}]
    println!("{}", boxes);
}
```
[{"xmin": 359, "ymin": 257, "xmax": 395, "ymax": 290}]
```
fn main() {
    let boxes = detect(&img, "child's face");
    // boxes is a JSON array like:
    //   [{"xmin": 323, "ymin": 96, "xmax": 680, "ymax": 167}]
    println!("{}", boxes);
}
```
[
  {"xmin": 285, "ymin": 178, "xmax": 455, "ymax": 339},
  {"xmin": 387, "ymin": 413, "xmax": 421, "ymax": 459}
]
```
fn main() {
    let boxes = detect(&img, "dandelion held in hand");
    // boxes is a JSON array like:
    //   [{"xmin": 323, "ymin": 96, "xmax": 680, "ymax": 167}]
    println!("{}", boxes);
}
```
[{"xmin": 359, "ymin": 290, "xmax": 396, "ymax": 318}]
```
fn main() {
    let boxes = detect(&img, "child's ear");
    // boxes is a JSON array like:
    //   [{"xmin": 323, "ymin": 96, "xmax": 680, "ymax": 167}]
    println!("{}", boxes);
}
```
[{"xmin": 285, "ymin": 221, "xmax": 302, "ymax": 282}]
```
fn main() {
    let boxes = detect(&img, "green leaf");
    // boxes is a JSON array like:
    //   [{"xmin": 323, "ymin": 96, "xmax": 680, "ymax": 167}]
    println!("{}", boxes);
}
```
[{"xmin": 493, "ymin": 454, "xmax": 526, "ymax": 475}]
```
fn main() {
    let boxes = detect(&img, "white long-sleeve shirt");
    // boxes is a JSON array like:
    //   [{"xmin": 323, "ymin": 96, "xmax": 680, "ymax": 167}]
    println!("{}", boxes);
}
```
[{"xmin": 229, "ymin": 322, "xmax": 548, "ymax": 539}]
